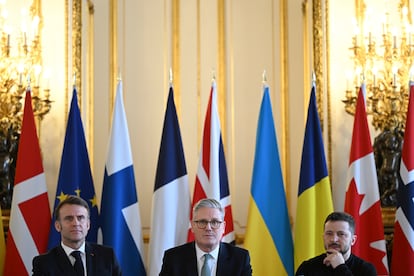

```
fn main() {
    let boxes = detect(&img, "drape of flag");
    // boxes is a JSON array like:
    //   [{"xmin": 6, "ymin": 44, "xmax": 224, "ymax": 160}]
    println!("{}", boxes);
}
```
[
  {"xmin": 100, "ymin": 80, "xmax": 146, "ymax": 276},
  {"xmin": 344, "ymin": 84, "xmax": 388, "ymax": 275},
  {"xmin": 244, "ymin": 85, "xmax": 293, "ymax": 275},
  {"xmin": 4, "ymin": 90, "xmax": 51, "ymax": 275},
  {"xmin": 294, "ymin": 82, "xmax": 333, "ymax": 271},
  {"xmin": 391, "ymin": 81, "xmax": 414, "ymax": 275},
  {"xmin": 148, "ymin": 85, "xmax": 190, "ymax": 275},
  {"xmin": 0, "ymin": 206, "xmax": 5, "ymax": 276},
  {"xmin": 188, "ymin": 81, "xmax": 235, "ymax": 243},
  {"xmin": 48, "ymin": 87, "xmax": 99, "ymax": 249}
]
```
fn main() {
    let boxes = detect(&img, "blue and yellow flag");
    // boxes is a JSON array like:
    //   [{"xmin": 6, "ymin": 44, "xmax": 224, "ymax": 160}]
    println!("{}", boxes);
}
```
[
  {"xmin": 244, "ymin": 85, "xmax": 293, "ymax": 275},
  {"xmin": 48, "ymin": 88, "xmax": 99, "ymax": 249},
  {"xmin": 294, "ymin": 83, "xmax": 333, "ymax": 271}
]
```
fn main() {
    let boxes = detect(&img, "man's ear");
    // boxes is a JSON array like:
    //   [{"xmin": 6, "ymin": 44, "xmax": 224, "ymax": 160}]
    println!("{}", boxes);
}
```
[
  {"xmin": 55, "ymin": 220, "xmax": 61, "ymax": 232},
  {"xmin": 351, "ymin": 234, "xmax": 357, "ymax": 246}
]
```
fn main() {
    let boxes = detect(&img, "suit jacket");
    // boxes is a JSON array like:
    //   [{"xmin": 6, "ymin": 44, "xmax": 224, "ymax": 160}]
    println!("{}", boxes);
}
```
[
  {"xmin": 159, "ymin": 242, "xmax": 252, "ymax": 276},
  {"xmin": 32, "ymin": 242, "xmax": 122, "ymax": 276}
]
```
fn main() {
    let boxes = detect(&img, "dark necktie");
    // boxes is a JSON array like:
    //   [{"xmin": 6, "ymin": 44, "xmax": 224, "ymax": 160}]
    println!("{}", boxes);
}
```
[{"xmin": 71, "ymin": 250, "xmax": 84, "ymax": 276}]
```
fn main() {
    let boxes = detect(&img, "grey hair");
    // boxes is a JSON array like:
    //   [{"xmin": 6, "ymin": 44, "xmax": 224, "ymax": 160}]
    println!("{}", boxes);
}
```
[{"xmin": 193, "ymin": 198, "xmax": 224, "ymax": 220}]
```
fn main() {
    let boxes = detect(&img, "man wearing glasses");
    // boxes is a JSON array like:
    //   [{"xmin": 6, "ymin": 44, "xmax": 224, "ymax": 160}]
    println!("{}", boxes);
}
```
[{"xmin": 159, "ymin": 198, "xmax": 252, "ymax": 276}]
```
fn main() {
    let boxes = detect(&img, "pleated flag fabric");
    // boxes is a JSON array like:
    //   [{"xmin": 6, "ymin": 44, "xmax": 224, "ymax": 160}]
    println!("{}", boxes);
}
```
[
  {"xmin": 294, "ymin": 83, "xmax": 333, "ymax": 271},
  {"xmin": 391, "ymin": 81, "xmax": 414, "ymax": 275},
  {"xmin": 47, "ymin": 87, "xmax": 99, "ymax": 249},
  {"xmin": 244, "ymin": 85, "xmax": 293, "ymax": 275},
  {"xmin": 100, "ymin": 80, "xmax": 146, "ymax": 275},
  {"xmin": 4, "ymin": 90, "xmax": 51, "ymax": 275},
  {"xmin": 148, "ymin": 86, "xmax": 190, "ymax": 276},
  {"xmin": 344, "ymin": 84, "xmax": 389, "ymax": 275},
  {"xmin": 188, "ymin": 81, "xmax": 235, "ymax": 243}
]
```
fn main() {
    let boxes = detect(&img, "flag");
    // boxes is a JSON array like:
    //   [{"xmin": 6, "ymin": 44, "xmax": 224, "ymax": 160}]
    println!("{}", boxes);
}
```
[
  {"xmin": 148, "ymin": 86, "xmax": 190, "ymax": 275},
  {"xmin": 188, "ymin": 81, "xmax": 235, "ymax": 243},
  {"xmin": 391, "ymin": 81, "xmax": 414, "ymax": 275},
  {"xmin": 48, "ymin": 88, "xmax": 99, "ymax": 249},
  {"xmin": 294, "ymin": 83, "xmax": 334, "ymax": 270},
  {"xmin": 100, "ymin": 80, "xmax": 146, "ymax": 275},
  {"xmin": 244, "ymin": 85, "xmax": 293, "ymax": 275},
  {"xmin": 4, "ymin": 90, "xmax": 51, "ymax": 275},
  {"xmin": 344, "ymin": 84, "xmax": 388, "ymax": 274},
  {"xmin": 0, "ymin": 206, "xmax": 5, "ymax": 276}
]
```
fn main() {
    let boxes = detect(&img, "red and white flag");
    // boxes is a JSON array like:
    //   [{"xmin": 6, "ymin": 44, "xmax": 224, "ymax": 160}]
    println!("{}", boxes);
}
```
[
  {"xmin": 188, "ymin": 81, "xmax": 235, "ymax": 243},
  {"xmin": 4, "ymin": 90, "xmax": 51, "ymax": 275},
  {"xmin": 391, "ymin": 82, "xmax": 414, "ymax": 275},
  {"xmin": 344, "ymin": 85, "xmax": 389, "ymax": 275}
]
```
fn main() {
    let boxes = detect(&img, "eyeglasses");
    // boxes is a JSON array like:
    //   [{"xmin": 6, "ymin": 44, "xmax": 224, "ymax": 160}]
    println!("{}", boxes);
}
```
[{"xmin": 193, "ymin": 219, "xmax": 223, "ymax": 229}]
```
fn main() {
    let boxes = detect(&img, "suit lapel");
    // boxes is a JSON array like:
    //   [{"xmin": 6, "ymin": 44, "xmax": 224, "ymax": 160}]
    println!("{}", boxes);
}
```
[
  {"xmin": 187, "ymin": 242, "xmax": 198, "ymax": 275},
  {"xmin": 85, "ymin": 242, "xmax": 95, "ymax": 276},
  {"xmin": 216, "ymin": 243, "xmax": 230, "ymax": 275},
  {"xmin": 55, "ymin": 246, "xmax": 77, "ymax": 276}
]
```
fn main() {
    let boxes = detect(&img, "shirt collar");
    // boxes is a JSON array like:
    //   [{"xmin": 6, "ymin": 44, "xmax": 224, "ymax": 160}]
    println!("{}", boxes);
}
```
[
  {"xmin": 61, "ymin": 241, "xmax": 86, "ymax": 257},
  {"xmin": 195, "ymin": 242, "xmax": 220, "ymax": 261}
]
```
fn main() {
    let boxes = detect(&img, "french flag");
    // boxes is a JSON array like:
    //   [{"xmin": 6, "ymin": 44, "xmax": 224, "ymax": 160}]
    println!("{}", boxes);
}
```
[{"xmin": 148, "ymin": 85, "xmax": 190, "ymax": 275}]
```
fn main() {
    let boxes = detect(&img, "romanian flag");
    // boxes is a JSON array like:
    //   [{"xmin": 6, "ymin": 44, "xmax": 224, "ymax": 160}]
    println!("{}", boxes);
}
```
[
  {"xmin": 294, "ymin": 83, "xmax": 333, "ymax": 271},
  {"xmin": 244, "ymin": 85, "xmax": 293, "ymax": 275}
]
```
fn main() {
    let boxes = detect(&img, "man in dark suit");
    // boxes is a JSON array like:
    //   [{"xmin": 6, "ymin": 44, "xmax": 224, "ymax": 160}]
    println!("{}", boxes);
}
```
[
  {"xmin": 159, "ymin": 198, "xmax": 252, "ymax": 276},
  {"xmin": 32, "ymin": 195, "xmax": 121, "ymax": 276}
]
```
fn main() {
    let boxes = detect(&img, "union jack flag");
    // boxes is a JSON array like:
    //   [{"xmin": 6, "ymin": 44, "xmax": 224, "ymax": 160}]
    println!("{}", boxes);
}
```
[{"xmin": 188, "ymin": 81, "xmax": 235, "ymax": 243}]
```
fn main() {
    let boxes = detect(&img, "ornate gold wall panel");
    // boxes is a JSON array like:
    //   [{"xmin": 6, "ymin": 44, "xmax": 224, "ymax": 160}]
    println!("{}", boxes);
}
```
[
  {"xmin": 172, "ymin": 0, "xmax": 181, "ymax": 114},
  {"xmin": 66, "ymin": 0, "xmax": 95, "ymax": 163}
]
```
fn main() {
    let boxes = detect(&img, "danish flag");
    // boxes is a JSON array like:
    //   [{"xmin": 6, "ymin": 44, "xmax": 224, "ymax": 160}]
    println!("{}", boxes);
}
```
[
  {"xmin": 188, "ymin": 81, "xmax": 235, "ymax": 243},
  {"xmin": 344, "ymin": 85, "xmax": 389, "ymax": 275},
  {"xmin": 4, "ymin": 90, "xmax": 51, "ymax": 275},
  {"xmin": 391, "ymin": 81, "xmax": 414, "ymax": 275}
]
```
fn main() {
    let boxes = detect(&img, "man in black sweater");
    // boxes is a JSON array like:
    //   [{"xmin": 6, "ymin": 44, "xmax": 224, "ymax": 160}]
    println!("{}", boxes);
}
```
[{"xmin": 295, "ymin": 212, "xmax": 376, "ymax": 276}]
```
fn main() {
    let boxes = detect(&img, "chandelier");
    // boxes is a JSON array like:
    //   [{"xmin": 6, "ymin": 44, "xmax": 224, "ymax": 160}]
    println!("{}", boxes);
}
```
[
  {"xmin": 0, "ymin": 0, "xmax": 51, "ymax": 210},
  {"xmin": 0, "ymin": 0, "xmax": 51, "ymax": 134},
  {"xmin": 342, "ymin": 0, "xmax": 412, "ymax": 131}
]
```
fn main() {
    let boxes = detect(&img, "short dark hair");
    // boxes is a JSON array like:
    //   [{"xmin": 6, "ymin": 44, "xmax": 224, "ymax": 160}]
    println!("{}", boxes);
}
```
[
  {"xmin": 193, "ymin": 198, "xmax": 224, "ymax": 220},
  {"xmin": 54, "ymin": 195, "xmax": 90, "ymax": 221},
  {"xmin": 324, "ymin": 211, "xmax": 355, "ymax": 234}
]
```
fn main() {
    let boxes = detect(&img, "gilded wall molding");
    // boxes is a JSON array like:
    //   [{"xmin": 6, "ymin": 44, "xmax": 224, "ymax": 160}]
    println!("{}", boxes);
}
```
[
  {"xmin": 72, "ymin": 0, "xmax": 82, "ymax": 105},
  {"xmin": 217, "ymin": 0, "xmax": 227, "ymax": 144},
  {"xmin": 66, "ymin": 0, "xmax": 94, "ymax": 162},
  {"xmin": 312, "ymin": 0, "xmax": 323, "ymax": 124},
  {"xmin": 172, "ymin": 0, "xmax": 181, "ymax": 115},
  {"xmin": 110, "ymin": 0, "xmax": 118, "ymax": 112},
  {"xmin": 280, "ymin": 0, "xmax": 290, "ymax": 203}
]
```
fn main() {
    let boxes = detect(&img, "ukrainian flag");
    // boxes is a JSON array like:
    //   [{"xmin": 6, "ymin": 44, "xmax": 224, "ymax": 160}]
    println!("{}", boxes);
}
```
[
  {"xmin": 294, "ymin": 83, "xmax": 333, "ymax": 271},
  {"xmin": 244, "ymin": 85, "xmax": 293, "ymax": 275}
]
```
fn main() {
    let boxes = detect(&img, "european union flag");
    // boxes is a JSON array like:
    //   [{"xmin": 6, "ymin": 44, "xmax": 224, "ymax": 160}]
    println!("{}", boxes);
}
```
[{"xmin": 48, "ymin": 88, "xmax": 98, "ymax": 249}]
